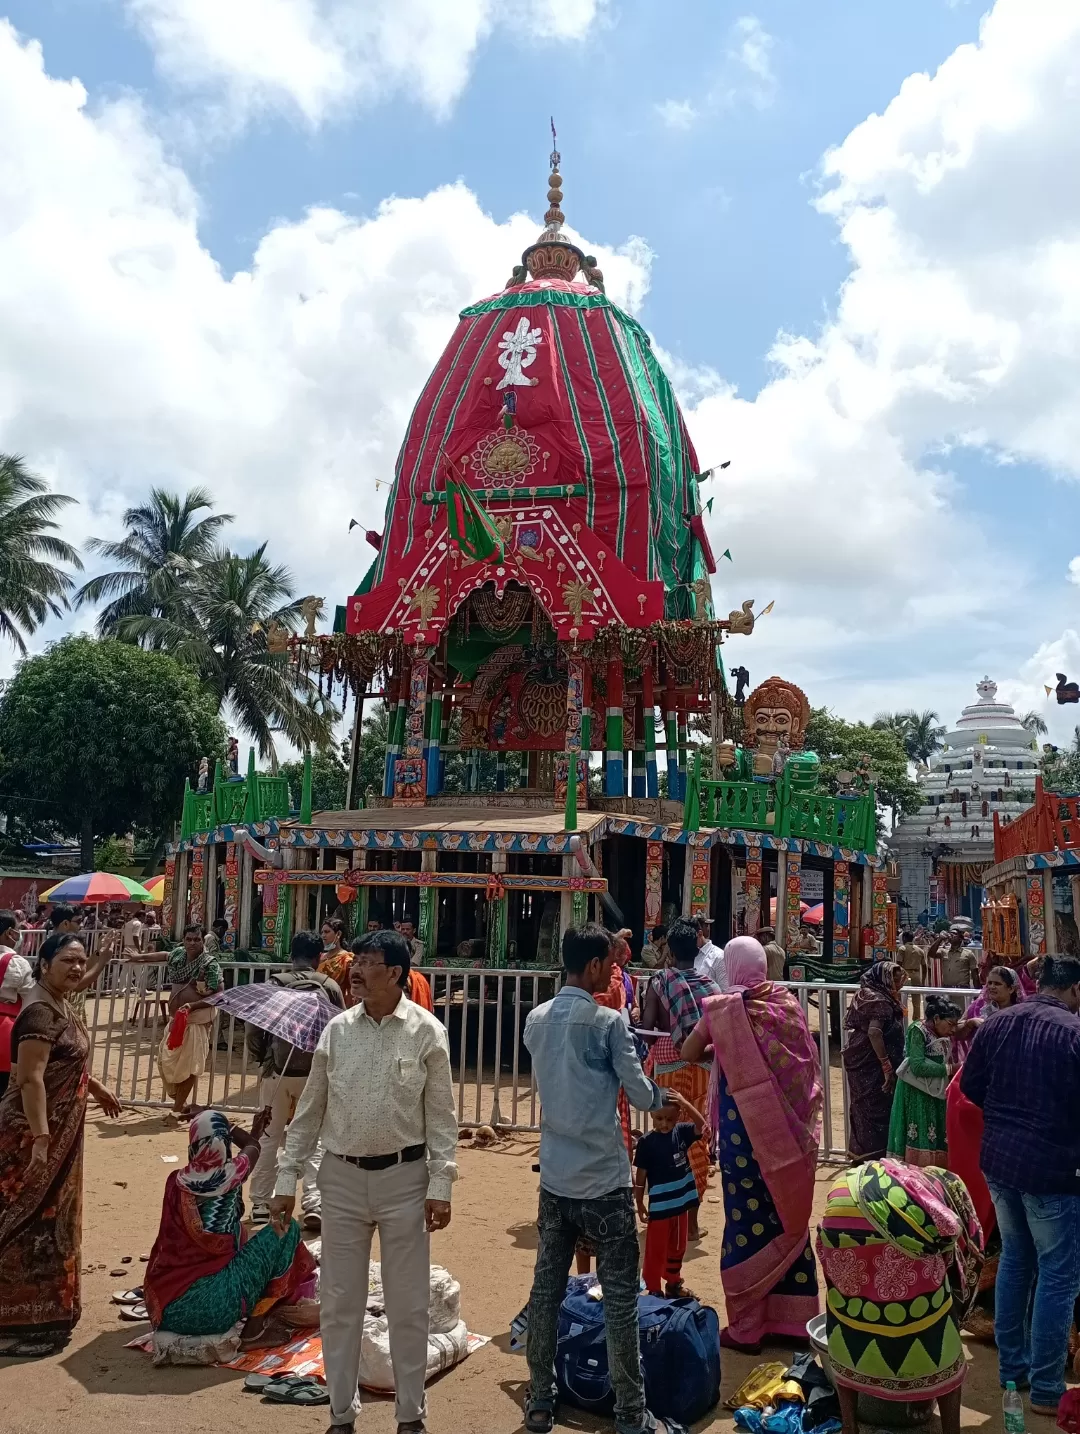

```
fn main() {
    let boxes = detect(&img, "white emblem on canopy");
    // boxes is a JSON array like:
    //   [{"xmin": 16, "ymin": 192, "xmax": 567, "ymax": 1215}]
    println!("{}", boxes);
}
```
[{"xmin": 496, "ymin": 316, "xmax": 543, "ymax": 389}]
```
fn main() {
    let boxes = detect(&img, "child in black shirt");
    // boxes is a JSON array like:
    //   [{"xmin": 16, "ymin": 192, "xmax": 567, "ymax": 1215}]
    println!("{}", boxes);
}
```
[{"xmin": 634, "ymin": 1090, "xmax": 706, "ymax": 1295}]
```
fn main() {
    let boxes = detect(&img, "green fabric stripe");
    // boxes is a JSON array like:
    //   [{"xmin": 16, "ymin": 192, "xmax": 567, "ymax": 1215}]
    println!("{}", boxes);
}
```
[
  {"xmin": 460, "ymin": 289, "xmax": 615, "ymax": 318},
  {"xmin": 622, "ymin": 325, "xmax": 690, "ymax": 597},
  {"xmin": 576, "ymin": 309, "xmax": 628, "ymax": 555},
  {"xmin": 602, "ymin": 309, "xmax": 656, "ymax": 578},
  {"xmin": 550, "ymin": 317, "xmax": 595, "ymax": 527}
]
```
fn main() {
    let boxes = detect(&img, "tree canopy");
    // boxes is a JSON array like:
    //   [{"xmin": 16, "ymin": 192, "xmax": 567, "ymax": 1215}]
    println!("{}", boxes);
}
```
[
  {"xmin": 804, "ymin": 707, "xmax": 921, "ymax": 824},
  {"xmin": 0, "ymin": 454, "xmax": 82, "ymax": 653},
  {"xmin": 0, "ymin": 636, "xmax": 226, "ymax": 867},
  {"xmin": 871, "ymin": 708, "xmax": 946, "ymax": 766}
]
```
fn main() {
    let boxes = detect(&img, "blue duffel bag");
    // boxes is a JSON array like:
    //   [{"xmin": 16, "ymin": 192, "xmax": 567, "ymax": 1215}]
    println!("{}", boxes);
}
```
[{"xmin": 555, "ymin": 1277, "xmax": 721, "ymax": 1428}]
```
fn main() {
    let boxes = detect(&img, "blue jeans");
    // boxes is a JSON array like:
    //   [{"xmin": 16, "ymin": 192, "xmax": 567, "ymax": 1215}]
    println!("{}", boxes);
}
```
[
  {"xmin": 988, "ymin": 1181, "xmax": 1080, "ymax": 1405},
  {"xmin": 526, "ymin": 1187, "xmax": 655, "ymax": 1434}
]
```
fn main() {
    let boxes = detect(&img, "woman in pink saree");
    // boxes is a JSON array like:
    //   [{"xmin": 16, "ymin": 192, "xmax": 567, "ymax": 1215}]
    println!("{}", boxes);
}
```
[{"xmin": 681, "ymin": 936, "xmax": 822, "ymax": 1352}]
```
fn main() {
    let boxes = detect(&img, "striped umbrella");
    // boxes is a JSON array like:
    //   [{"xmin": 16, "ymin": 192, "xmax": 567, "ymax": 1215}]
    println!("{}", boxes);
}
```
[
  {"xmin": 40, "ymin": 872, "xmax": 155, "ymax": 904},
  {"xmin": 142, "ymin": 875, "xmax": 167, "ymax": 904}
]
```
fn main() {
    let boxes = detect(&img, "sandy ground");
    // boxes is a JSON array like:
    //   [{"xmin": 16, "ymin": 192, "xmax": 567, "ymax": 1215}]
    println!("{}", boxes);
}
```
[{"xmin": 0, "ymin": 1111, "xmax": 1009, "ymax": 1434}]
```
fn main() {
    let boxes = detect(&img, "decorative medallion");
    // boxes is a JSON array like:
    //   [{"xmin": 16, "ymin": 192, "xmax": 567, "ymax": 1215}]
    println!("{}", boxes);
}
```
[
  {"xmin": 496, "ymin": 316, "xmax": 543, "ymax": 389},
  {"xmin": 470, "ymin": 425, "xmax": 541, "ymax": 488}
]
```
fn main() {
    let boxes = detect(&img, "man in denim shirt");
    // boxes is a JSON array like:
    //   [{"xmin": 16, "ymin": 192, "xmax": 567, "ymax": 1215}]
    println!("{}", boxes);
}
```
[{"xmin": 523, "ymin": 924, "xmax": 681, "ymax": 1434}]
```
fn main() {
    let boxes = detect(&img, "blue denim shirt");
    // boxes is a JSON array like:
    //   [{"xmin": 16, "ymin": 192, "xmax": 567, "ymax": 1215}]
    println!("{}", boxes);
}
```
[{"xmin": 524, "ymin": 984, "xmax": 665, "ymax": 1199}]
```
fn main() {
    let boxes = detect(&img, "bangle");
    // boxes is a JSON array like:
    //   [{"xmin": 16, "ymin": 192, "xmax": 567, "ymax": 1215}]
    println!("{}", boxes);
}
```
[{"xmin": 881, "ymin": 1060, "xmax": 893, "ymax": 1072}]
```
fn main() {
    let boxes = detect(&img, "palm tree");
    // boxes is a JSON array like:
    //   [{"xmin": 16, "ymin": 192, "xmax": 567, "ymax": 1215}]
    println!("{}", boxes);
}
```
[
  {"xmin": 1021, "ymin": 710, "xmax": 1049, "ymax": 737},
  {"xmin": 118, "ymin": 544, "xmax": 334, "ymax": 759},
  {"xmin": 872, "ymin": 711, "xmax": 910, "ymax": 739},
  {"xmin": 0, "ymin": 454, "xmax": 82, "ymax": 652},
  {"xmin": 73, "ymin": 486, "xmax": 233, "ymax": 637},
  {"xmin": 901, "ymin": 709, "xmax": 946, "ymax": 766}
]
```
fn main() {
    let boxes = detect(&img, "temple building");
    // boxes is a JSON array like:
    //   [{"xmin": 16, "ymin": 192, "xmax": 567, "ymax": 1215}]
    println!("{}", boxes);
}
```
[
  {"xmin": 888, "ymin": 678, "xmax": 1040, "ymax": 928},
  {"xmin": 162, "ymin": 146, "xmax": 885, "ymax": 972}
]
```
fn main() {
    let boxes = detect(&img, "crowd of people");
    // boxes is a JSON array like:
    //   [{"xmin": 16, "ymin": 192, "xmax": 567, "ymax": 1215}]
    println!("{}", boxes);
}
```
[{"xmin": 2, "ymin": 907, "xmax": 1080, "ymax": 1434}]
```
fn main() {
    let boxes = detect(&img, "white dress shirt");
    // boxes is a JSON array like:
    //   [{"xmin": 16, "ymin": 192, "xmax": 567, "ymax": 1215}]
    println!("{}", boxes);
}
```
[
  {"xmin": 275, "ymin": 994, "xmax": 459, "ymax": 1203},
  {"xmin": 695, "ymin": 939, "xmax": 727, "ymax": 991},
  {"xmin": 0, "ymin": 947, "xmax": 34, "ymax": 1003}
]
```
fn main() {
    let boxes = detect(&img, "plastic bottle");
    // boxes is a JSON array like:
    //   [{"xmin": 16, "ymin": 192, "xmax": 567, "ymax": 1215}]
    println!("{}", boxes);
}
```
[{"xmin": 1003, "ymin": 1381, "xmax": 1027, "ymax": 1434}]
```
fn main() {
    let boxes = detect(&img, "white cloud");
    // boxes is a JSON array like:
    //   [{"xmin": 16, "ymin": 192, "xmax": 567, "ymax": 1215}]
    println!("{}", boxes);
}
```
[
  {"xmin": 656, "ymin": 14, "xmax": 776, "ymax": 131},
  {"xmin": 123, "ymin": 0, "xmax": 606, "ymax": 124},
  {"xmin": 655, "ymin": 98, "xmax": 698, "ymax": 131},
  {"xmin": 0, "ymin": 21, "xmax": 646, "ymax": 678},
  {"xmin": 684, "ymin": 0, "xmax": 1080, "ymax": 723}
]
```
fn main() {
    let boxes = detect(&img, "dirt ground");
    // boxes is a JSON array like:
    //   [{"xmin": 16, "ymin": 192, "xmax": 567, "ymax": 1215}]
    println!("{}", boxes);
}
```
[{"xmin": 0, "ymin": 1110, "xmax": 1007, "ymax": 1434}]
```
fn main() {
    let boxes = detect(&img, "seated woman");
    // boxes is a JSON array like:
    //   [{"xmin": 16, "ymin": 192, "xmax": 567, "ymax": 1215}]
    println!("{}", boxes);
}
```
[
  {"xmin": 144, "ymin": 1110, "xmax": 317, "ymax": 1345},
  {"xmin": 818, "ymin": 1159, "xmax": 983, "ymax": 1434}
]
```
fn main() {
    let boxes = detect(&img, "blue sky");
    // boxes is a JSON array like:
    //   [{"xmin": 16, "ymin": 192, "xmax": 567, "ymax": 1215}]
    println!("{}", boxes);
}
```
[{"xmin": 0, "ymin": 0, "xmax": 1078, "ymax": 744}]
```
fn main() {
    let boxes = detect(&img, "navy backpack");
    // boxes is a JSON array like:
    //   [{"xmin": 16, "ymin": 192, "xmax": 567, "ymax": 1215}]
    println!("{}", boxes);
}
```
[{"xmin": 554, "ymin": 1277, "xmax": 721, "ymax": 1428}]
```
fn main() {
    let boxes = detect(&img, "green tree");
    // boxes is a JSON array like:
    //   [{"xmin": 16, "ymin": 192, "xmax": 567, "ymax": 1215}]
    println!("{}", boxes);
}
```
[
  {"xmin": 118, "ymin": 544, "xmax": 333, "ymax": 760},
  {"xmin": 94, "ymin": 834, "xmax": 132, "ymax": 872},
  {"xmin": 280, "ymin": 747, "xmax": 348, "ymax": 814},
  {"xmin": 1022, "ymin": 710, "xmax": 1049, "ymax": 737},
  {"xmin": 804, "ymin": 707, "xmax": 921, "ymax": 831},
  {"xmin": 902, "ymin": 709, "xmax": 946, "ymax": 766},
  {"xmin": 0, "ymin": 636, "xmax": 226, "ymax": 868},
  {"xmin": 74, "ymin": 485, "xmax": 232, "ymax": 637},
  {"xmin": 0, "ymin": 454, "xmax": 82, "ymax": 652},
  {"xmin": 1042, "ymin": 725, "xmax": 1080, "ymax": 792}
]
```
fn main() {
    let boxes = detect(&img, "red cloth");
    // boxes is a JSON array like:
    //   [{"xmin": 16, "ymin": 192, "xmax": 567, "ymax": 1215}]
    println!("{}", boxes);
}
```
[
  {"xmin": 642, "ymin": 1212, "xmax": 688, "ymax": 1294},
  {"xmin": 166, "ymin": 1007, "xmax": 188, "ymax": 1051},
  {"xmin": 945, "ymin": 1071, "xmax": 995, "ymax": 1240},
  {"xmin": 1057, "ymin": 1389, "xmax": 1080, "ymax": 1432},
  {"xmin": 144, "ymin": 1171, "xmax": 241, "ymax": 1326}
]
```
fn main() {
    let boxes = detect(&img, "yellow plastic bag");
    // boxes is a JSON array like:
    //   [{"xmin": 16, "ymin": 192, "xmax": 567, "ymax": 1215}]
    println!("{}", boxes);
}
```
[{"xmin": 725, "ymin": 1361, "xmax": 805, "ymax": 1411}]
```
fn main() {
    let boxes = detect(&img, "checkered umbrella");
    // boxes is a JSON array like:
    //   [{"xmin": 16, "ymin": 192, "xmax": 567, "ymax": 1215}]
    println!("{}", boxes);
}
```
[{"xmin": 206, "ymin": 982, "xmax": 338, "ymax": 1053}]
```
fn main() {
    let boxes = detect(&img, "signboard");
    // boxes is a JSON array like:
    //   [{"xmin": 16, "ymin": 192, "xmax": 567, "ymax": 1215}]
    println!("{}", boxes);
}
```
[{"xmin": 799, "ymin": 869, "xmax": 824, "ymax": 902}]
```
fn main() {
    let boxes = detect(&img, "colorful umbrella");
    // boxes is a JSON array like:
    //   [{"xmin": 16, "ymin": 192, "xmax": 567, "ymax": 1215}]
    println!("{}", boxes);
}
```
[
  {"xmin": 802, "ymin": 903, "xmax": 825, "ymax": 925},
  {"xmin": 40, "ymin": 872, "xmax": 155, "ymax": 904},
  {"xmin": 206, "ymin": 983, "xmax": 338, "ymax": 1053},
  {"xmin": 142, "ymin": 875, "xmax": 167, "ymax": 904},
  {"xmin": 769, "ymin": 897, "xmax": 810, "ymax": 920}
]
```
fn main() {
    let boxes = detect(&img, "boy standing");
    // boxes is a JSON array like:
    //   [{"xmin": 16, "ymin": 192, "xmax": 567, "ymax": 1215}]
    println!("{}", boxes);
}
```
[{"xmin": 634, "ymin": 1092, "xmax": 706, "ymax": 1297}]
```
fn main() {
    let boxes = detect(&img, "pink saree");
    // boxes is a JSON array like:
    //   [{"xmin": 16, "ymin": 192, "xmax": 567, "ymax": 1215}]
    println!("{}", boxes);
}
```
[{"xmin": 700, "ymin": 967, "xmax": 823, "ymax": 1345}]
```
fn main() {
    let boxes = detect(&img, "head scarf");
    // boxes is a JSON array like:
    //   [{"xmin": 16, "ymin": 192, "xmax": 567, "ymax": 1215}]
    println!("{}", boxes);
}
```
[
  {"xmin": 723, "ymin": 936, "xmax": 768, "ymax": 993},
  {"xmin": 844, "ymin": 960, "xmax": 903, "ymax": 1032},
  {"xmin": 177, "ymin": 1110, "xmax": 249, "ymax": 1198}
]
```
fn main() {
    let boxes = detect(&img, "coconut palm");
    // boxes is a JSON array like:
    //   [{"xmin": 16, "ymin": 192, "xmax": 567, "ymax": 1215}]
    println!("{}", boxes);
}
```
[
  {"xmin": 118, "ymin": 544, "xmax": 334, "ymax": 760},
  {"xmin": 1021, "ymin": 710, "xmax": 1049, "ymax": 737},
  {"xmin": 872, "ymin": 711, "xmax": 910, "ymax": 740},
  {"xmin": 0, "ymin": 454, "xmax": 82, "ymax": 653},
  {"xmin": 901, "ymin": 709, "xmax": 946, "ymax": 766},
  {"xmin": 74, "ymin": 486, "xmax": 233, "ymax": 638}
]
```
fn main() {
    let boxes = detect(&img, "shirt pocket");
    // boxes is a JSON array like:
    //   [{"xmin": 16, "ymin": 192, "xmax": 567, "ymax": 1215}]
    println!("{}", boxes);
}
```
[
  {"xmin": 580, "ymin": 1030, "xmax": 610, "ymax": 1072},
  {"xmin": 397, "ymin": 1056, "xmax": 425, "ymax": 1091}
]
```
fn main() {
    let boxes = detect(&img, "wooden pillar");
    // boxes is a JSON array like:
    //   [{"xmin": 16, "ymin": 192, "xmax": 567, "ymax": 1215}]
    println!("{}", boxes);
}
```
[
  {"xmin": 188, "ymin": 848, "xmax": 205, "ymax": 928},
  {"xmin": 355, "ymin": 850, "xmax": 370, "ymax": 932},
  {"xmin": 605, "ymin": 659, "xmax": 624, "ymax": 797},
  {"xmin": 425, "ymin": 667, "xmax": 443, "ymax": 797},
  {"xmin": 775, "ymin": 851, "xmax": 788, "ymax": 948},
  {"xmin": 383, "ymin": 672, "xmax": 403, "ymax": 798},
  {"xmin": 394, "ymin": 649, "xmax": 431, "ymax": 802},
  {"xmin": 559, "ymin": 853, "xmax": 575, "ymax": 946},
  {"xmin": 238, "ymin": 844, "xmax": 254, "ymax": 950},
  {"xmin": 645, "ymin": 841, "xmax": 663, "ymax": 932},
  {"xmin": 222, "ymin": 842, "xmax": 240, "ymax": 950},
  {"xmin": 688, "ymin": 837, "xmax": 710, "ymax": 917},
  {"xmin": 345, "ymin": 686, "xmax": 365, "ymax": 810},
  {"xmin": 677, "ymin": 705, "xmax": 689, "ymax": 805},
  {"xmin": 204, "ymin": 844, "xmax": 218, "ymax": 933},
  {"xmin": 488, "ymin": 851, "xmax": 509, "ymax": 968},
  {"xmin": 861, "ymin": 864, "xmax": 873, "ymax": 960},
  {"xmin": 631, "ymin": 694, "xmax": 646, "ymax": 797},
  {"xmin": 562, "ymin": 656, "xmax": 585, "ymax": 832},
  {"xmin": 663, "ymin": 669, "xmax": 680, "ymax": 800},
  {"xmin": 744, "ymin": 848, "xmax": 763, "ymax": 935},
  {"xmin": 419, "ymin": 848, "xmax": 438, "ymax": 960},
  {"xmin": 833, "ymin": 859, "xmax": 850, "ymax": 963},
  {"xmin": 1027, "ymin": 870, "xmax": 1048, "ymax": 956},
  {"xmin": 643, "ymin": 667, "xmax": 659, "ymax": 799},
  {"xmin": 162, "ymin": 853, "xmax": 177, "ymax": 942},
  {"xmin": 872, "ymin": 869, "xmax": 889, "ymax": 958},
  {"xmin": 785, "ymin": 849, "xmax": 803, "ymax": 954}
]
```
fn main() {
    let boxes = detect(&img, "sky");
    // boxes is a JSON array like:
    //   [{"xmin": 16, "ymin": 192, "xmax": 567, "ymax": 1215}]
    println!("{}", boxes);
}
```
[{"xmin": 1, "ymin": 0, "xmax": 1080, "ymax": 746}]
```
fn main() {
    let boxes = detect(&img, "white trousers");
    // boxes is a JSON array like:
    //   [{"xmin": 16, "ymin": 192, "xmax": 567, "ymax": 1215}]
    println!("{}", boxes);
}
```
[
  {"xmin": 318, "ymin": 1151, "xmax": 430, "ymax": 1427},
  {"xmin": 248, "ymin": 1075, "xmax": 322, "ymax": 1211}
]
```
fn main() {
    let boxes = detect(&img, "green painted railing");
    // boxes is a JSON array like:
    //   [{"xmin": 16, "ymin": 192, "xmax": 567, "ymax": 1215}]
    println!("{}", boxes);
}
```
[
  {"xmin": 698, "ymin": 774, "xmax": 876, "ymax": 854},
  {"xmin": 179, "ymin": 755, "xmax": 297, "ymax": 840}
]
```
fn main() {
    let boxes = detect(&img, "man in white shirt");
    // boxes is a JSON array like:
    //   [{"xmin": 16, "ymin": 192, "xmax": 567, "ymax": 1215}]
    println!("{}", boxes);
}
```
[
  {"xmin": 693, "ymin": 915, "xmax": 727, "ymax": 990},
  {"xmin": 0, "ymin": 909, "xmax": 34, "ymax": 1098},
  {"xmin": 269, "ymin": 929, "xmax": 457, "ymax": 1434}
]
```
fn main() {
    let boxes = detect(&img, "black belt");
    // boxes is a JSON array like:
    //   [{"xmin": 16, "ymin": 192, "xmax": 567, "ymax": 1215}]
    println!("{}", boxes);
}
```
[{"xmin": 334, "ymin": 1144, "xmax": 425, "ymax": 1171}]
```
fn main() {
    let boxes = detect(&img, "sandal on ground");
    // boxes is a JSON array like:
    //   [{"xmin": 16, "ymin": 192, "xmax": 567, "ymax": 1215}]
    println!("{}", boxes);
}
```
[
  {"xmin": 111, "ymin": 1287, "xmax": 144, "ymax": 1306},
  {"xmin": 262, "ymin": 1376, "xmax": 329, "ymax": 1405},
  {"xmin": 688, "ymin": 1228, "xmax": 708, "ymax": 1241},
  {"xmin": 664, "ymin": 1282, "xmax": 698, "ymax": 1301},
  {"xmin": 0, "ymin": 1338, "xmax": 66, "ymax": 1358},
  {"xmin": 524, "ymin": 1397, "xmax": 556, "ymax": 1432},
  {"xmin": 302, "ymin": 1211, "xmax": 322, "ymax": 1232},
  {"xmin": 117, "ymin": 1302, "xmax": 149, "ymax": 1321},
  {"xmin": 239, "ymin": 1315, "xmax": 293, "ymax": 1351}
]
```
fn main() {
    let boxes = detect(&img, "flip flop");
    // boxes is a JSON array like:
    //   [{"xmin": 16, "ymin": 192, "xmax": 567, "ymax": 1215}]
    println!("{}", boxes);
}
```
[
  {"xmin": 111, "ymin": 1288, "xmax": 144, "ymax": 1305},
  {"xmin": 117, "ymin": 1302, "xmax": 149, "ymax": 1321},
  {"xmin": 262, "ymin": 1377, "xmax": 329, "ymax": 1405}
]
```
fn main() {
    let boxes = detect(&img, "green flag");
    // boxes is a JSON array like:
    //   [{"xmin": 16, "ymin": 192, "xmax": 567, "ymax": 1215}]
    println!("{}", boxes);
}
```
[
  {"xmin": 445, "ymin": 476, "xmax": 504, "ymax": 563},
  {"xmin": 721, "ymin": 547, "xmax": 732, "ymax": 561}
]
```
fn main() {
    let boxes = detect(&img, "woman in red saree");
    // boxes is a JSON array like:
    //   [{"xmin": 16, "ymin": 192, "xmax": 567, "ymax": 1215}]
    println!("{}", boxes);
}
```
[{"xmin": 682, "ymin": 935, "xmax": 822, "ymax": 1352}]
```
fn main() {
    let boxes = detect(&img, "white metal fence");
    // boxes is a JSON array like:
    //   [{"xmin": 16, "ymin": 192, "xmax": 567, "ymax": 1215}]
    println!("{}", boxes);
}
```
[{"xmin": 81, "ymin": 960, "xmax": 976, "ymax": 1163}]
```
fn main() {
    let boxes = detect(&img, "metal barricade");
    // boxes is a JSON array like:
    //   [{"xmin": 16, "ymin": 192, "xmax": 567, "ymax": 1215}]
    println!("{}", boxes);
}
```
[{"xmin": 83, "ymin": 961, "xmax": 977, "ymax": 1159}]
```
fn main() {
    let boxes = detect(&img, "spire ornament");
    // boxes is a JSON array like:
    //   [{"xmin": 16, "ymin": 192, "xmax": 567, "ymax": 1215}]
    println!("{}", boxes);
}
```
[{"xmin": 519, "ymin": 120, "xmax": 586, "ymax": 286}]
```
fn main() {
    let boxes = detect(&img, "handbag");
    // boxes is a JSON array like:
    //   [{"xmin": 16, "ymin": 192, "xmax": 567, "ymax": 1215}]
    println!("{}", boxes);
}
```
[{"xmin": 896, "ymin": 1031, "xmax": 948, "ymax": 1099}]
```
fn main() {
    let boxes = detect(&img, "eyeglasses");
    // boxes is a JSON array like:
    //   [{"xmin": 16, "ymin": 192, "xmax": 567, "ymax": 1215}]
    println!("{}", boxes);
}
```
[{"xmin": 351, "ymin": 953, "xmax": 400, "ymax": 970}]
